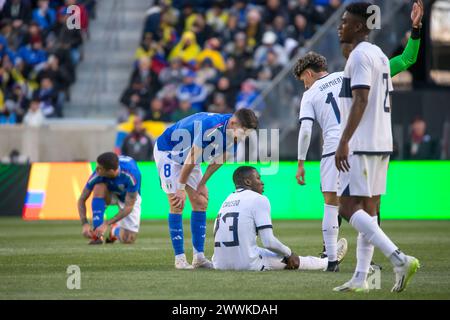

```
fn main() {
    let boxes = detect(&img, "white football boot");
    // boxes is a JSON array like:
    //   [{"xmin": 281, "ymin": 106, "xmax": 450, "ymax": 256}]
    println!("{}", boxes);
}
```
[
  {"xmin": 391, "ymin": 255, "xmax": 420, "ymax": 293},
  {"xmin": 175, "ymin": 254, "xmax": 194, "ymax": 270},
  {"xmin": 333, "ymin": 279, "xmax": 370, "ymax": 293},
  {"xmin": 192, "ymin": 254, "xmax": 214, "ymax": 269}
]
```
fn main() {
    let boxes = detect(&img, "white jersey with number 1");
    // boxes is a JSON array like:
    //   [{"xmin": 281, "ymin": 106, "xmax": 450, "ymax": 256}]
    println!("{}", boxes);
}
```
[
  {"xmin": 299, "ymin": 71, "xmax": 344, "ymax": 157},
  {"xmin": 212, "ymin": 189, "xmax": 273, "ymax": 271}
]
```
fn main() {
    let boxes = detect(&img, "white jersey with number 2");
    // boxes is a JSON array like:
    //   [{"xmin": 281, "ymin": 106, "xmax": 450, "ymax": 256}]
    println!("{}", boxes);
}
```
[{"xmin": 339, "ymin": 41, "xmax": 393, "ymax": 154}]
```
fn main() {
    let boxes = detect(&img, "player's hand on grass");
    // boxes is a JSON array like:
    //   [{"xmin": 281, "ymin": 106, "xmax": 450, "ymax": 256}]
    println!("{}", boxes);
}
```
[
  {"xmin": 335, "ymin": 141, "xmax": 350, "ymax": 172},
  {"xmin": 285, "ymin": 253, "xmax": 300, "ymax": 270},
  {"xmin": 82, "ymin": 224, "xmax": 93, "ymax": 238},
  {"xmin": 173, "ymin": 189, "xmax": 186, "ymax": 209},
  {"xmin": 411, "ymin": 0, "xmax": 424, "ymax": 28},
  {"xmin": 296, "ymin": 166, "xmax": 306, "ymax": 185}
]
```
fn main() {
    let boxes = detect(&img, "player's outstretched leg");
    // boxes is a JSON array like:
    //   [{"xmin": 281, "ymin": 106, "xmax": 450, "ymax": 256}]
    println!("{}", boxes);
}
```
[
  {"xmin": 297, "ymin": 238, "xmax": 348, "ymax": 271},
  {"xmin": 187, "ymin": 186, "xmax": 213, "ymax": 269}
]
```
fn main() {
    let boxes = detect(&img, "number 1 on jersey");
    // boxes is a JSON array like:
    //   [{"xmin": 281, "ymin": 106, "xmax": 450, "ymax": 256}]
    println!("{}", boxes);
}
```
[{"xmin": 325, "ymin": 92, "xmax": 341, "ymax": 124}]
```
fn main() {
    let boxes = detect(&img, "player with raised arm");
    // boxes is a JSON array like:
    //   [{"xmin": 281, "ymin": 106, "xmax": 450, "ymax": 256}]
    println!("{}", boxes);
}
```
[
  {"xmin": 333, "ymin": 2, "xmax": 419, "ymax": 293},
  {"xmin": 154, "ymin": 109, "xmax": 258, "ymax": 269},
  {"xmin": 213, "ymin": 166, "xmax": 348, "ymax": 271},
  {"xmin": 78, "ymin": 152, "xmax": 142, "ymax": 245},
  {"xmin": 293, "ymin": 52, "xmax": 344, "ymax": 272}
]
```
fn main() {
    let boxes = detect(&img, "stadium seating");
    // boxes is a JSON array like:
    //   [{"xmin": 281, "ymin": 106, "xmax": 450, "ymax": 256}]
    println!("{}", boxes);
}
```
[{"xmin": 0, "ymin": 0, "xmax": 96, "ymax": 124}]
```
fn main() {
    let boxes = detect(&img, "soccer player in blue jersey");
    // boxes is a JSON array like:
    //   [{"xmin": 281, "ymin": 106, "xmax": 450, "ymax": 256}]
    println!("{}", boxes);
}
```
[
  {"xmin": 154, "ymin": 109, "xmax": 258, "ymax": 269},
  {"xmin": 78, "ymin": 152, "xmax": 142, "ymax": 245}
]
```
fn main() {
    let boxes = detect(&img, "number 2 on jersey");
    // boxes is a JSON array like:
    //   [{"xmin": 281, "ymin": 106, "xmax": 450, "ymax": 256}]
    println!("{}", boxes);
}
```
[
  {"xmin": 325, "ymin": 92, "xmax": 341, "ymax": 123},
  {"xmin": 214, "ymin": 212, "xmax": 240, "ymax": 247}
]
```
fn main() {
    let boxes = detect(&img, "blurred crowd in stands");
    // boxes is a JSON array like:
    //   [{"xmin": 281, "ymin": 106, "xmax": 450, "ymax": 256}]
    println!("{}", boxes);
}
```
[
  {"xmin": 0, "ymin": 0, "xmax": 96, "ymax": 126},
  {"xmin": 119, "ymin": 0, "xmax": 343, "ymax": 125}
]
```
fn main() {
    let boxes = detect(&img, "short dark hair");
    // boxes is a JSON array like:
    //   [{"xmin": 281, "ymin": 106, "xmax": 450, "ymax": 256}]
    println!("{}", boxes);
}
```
[
  {"xmin": 345, "ymin": 2, "xmax": 372, "ymax": 27},
  {"xmin": 97, "ymin": 152, "xmax": 119, "ymax": 171},
  {"xmin": 293, "ymin": 52, "xmax": 328, "ymax": 80},
  {"xmin": 233, "ymin": 166, "xmax": 257, "ymax": 188},
  {"xmin": 234, "ymin": 108, "xmax": 258, "ymax": 130}
]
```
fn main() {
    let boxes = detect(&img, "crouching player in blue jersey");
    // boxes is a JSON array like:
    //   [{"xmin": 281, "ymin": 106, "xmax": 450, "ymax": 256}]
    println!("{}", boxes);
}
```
[
  {"xmin": 154, "ymin": 109, "xmax": 258, "ymax": 269},
  {"xmin": 78, "ymin": 152, "xmax": 142, "ymax": 245}
]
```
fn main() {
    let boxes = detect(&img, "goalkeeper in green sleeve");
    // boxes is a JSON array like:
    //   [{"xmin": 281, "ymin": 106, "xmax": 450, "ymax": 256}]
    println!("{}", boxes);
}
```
[
  {"xmin": 317, "ymin": 0, "xmax": 424, "ymax": 262},
  {"xmin": 389, "ymin": 0, "xmax": 423, "ymax": 77}
]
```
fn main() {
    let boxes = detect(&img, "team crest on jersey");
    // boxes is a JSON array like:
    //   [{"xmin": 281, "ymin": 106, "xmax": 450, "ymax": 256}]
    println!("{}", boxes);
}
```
[{"xmin": 117, "ymin": 184, "xmax": 125, "ymax": 191}]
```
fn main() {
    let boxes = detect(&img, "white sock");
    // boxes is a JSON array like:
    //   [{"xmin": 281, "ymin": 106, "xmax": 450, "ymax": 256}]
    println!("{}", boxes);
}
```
[
  {"xmin": 298, "ymin": 256, "xmax": 328, "ymax": 271},
  {"xmin": 322, "ymin": 204, "xmax": 339, "ymax": 262},
  {"xmin": 352, "ymin": 230, "xmax": 374, "ymax": 285},
  {"xmin": 350, "ymin": 210, "xmax": 405, "ymax": 267}
]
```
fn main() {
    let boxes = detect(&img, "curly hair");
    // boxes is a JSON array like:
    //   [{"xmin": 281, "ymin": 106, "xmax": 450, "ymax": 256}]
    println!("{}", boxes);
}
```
[{"xmin": 292, "ymin": 52, "xmax": 328, "ymax": 80}]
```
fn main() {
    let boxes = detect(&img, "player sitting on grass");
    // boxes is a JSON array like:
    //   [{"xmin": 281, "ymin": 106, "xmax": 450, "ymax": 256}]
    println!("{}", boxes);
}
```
[
  {"xmin": 78, "ymin": 152, "xmax": 142, "ymax": 245},
  {"xmin": 212, "ymin": 166, "xmax": 348, "ymax": 271},
  {"xmin": 154, "ymin": 109, "xmax": 258, "ymax": 269}
]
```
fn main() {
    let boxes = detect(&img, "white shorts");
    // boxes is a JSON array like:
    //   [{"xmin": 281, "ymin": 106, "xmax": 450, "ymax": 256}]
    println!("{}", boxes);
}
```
[
  {"xmin": 337, "ymin": 154, "xmax": 389, "ymax": 197},
  {"xmin": 110, "ymin": 194, "xmax": 141, "ymax": 233},
  {"xmin": 258, "ymin": 247, "xmax": 286, "ymax": 271},
  {"xmin": 320, "ymin": 155, "xmax": 338, "ymax": 193},
  {"xmin": 153, "ymin": 142, "xmax": 203, "ymax": 194}
]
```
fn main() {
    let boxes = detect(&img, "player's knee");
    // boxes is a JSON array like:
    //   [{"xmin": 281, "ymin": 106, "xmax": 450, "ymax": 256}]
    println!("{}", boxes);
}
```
[
  {"xmin": 169, "ymin": 202, "xmax": 184, "ymax": 213},
  {"xmin": 92, "ymin": 183, "xmax": 108, "ymax": 197},
  {"xmin": 191, "ymin": 194, "xmax": 208, "ymax": 211},
  {"xmin": 338, "ymin": 202, "xmax": 353, "ymax": 220},
  {"xmin": 323, "ymin": 192, "xmax": 338, "ymax": 206}
]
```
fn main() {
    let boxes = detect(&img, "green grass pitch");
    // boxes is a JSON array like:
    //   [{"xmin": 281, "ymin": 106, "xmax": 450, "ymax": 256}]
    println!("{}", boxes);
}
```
[{"xmin": 1, "ymin": 218, "xmax": 449, "ymax": 300}]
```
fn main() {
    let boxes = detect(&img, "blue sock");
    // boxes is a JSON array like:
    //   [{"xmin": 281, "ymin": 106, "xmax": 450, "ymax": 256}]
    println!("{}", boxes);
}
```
[
  {"xmin": 113, "ymin": 226, "xmax": 121, "ymax": 241},
  {"xmin": 92, "ymin": 197, "xmax": 106, "ymax": 230},
  {"xmin": 191, "ymin": 211, "xmax": 206, "ymax": 255},
  {"xmin": 168, "ymin": 213, "xmax": 184, "ymax": 256}
]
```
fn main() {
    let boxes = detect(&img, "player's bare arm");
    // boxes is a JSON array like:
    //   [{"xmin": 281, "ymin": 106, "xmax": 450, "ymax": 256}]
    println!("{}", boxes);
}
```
[
  {"xmin": 95, "ymin": 191, "xmax": 138, "ymax": 237},
  {"xmin": 197, "ymin": 152, "xmax": 226, "ymax": 194},
  {"xmin": 335, "ymin": 88, "xmax": 369, "ymax": 172},
  {"xmin": 78, "ymin": 187, "xmax": 93, "ymax": 238}
]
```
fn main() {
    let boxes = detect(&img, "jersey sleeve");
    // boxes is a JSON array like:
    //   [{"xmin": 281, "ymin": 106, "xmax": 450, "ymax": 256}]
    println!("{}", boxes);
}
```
[
  {"xmin": 298, "ymin": 96, "xmax": 315, "ymax": 123},
  {"xmin": 390, "ymin": 37, "xmax": 420, "ymax": 77},
  {"xmin": 124, "ymin": 171, "xmax": 139, "ymax": 194},
  {"xmin": 349, "ymin": 50, "xmax": 372, "ymax": 90},
  {"xmin": 85, "ymin": 172, "xmax": 101, "ymax": 190},
  {"xmin": 253, "ymin": 195, "xmax": 273, "ymax": 231}
]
